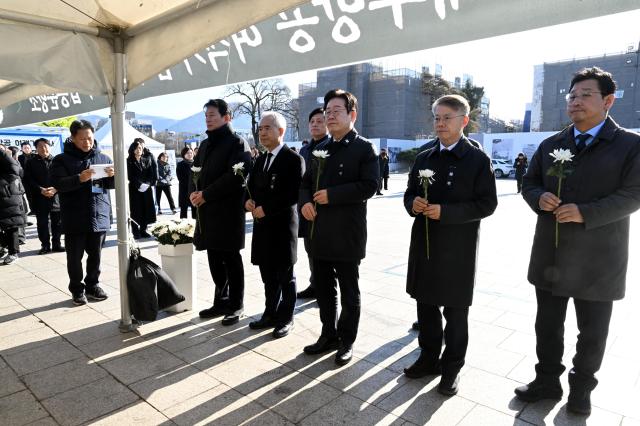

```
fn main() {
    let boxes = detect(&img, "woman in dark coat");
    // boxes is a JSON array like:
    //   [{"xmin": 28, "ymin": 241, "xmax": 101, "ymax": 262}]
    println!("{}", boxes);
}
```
[
  {"xmin": 127, "ymin": 140, "xmax": 156, "ymax": 239},
  {"xmin": 0, "ymin": 148, "xmax": 27, "ymax": 264},
  {"xmin": 513, "ymin": 152, "xmax": 528, "ymax": 193},
  {"xmin": 156, "ymin": 151, "xmax": 176, "ymax": 214},
  {"xmin": 176, "ymin": 146, "xmax": 196, "ymax": 219},
  {"xmin": 377, "ymin": 148, "xmax": 390, "ymax": 194}
]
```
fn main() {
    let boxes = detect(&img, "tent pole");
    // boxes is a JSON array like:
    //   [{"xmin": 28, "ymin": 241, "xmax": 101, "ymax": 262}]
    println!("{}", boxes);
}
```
[{"xmin": 111, "ymin": 36, "xmax": 136, "ymax": 332}]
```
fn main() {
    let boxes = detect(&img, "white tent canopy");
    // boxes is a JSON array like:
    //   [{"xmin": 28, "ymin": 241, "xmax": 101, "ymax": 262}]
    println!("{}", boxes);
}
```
[
  {"xmin": 94, "ymin": 119, "xmax": 165, "ymax": 154},
  {"xmin": 0, "ymin": 0, "xmax": 307, "ymax": 107}
]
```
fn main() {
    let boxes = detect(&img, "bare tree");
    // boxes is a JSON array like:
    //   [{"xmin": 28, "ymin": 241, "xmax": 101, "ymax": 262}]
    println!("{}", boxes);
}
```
[{"xmin": 225, "ymin": 79, "xmax": 294, "ymax": 145}]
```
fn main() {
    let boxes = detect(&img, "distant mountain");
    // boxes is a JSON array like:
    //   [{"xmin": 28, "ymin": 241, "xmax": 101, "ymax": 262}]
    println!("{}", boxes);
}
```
[{"xmin": 135, "ymin": 114, "xmax": 179, "ymax": 132}]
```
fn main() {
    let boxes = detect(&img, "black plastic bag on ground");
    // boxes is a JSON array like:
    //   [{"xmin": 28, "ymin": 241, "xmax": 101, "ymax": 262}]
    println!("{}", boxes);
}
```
[{"xmin": 127, "ymin": 249, "xmax": 185, "ymax": 321}]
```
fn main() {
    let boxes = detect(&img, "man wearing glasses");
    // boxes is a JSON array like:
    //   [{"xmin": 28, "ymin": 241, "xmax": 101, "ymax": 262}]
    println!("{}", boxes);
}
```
[
  {"xmin": 403, "ymin": 94, "xmax": 497, "ymax": 396},
  {"xmin": 300, "ymin": 89, "xmax": 379, "ymax": 366},
  {"xmin": 516, "ymin": 67, "xmax": 640, "ymax": 415}
]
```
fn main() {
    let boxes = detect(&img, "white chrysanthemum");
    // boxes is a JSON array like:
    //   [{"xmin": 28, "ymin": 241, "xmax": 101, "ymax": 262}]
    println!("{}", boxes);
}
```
[
  {"xmin": 549, "ymin": 148, "xmax": 574, "ymax": 163},
  {"xmin": 171, "ymin": 233, "xmax": 180, "ymax": 241},
  {"xmin": 191, "ymin": 166, "xmax": 202, "ymax": 173},
  {"xmin": 418, "ymin": 169, "xmax": 435, "ymax": 179},
  {"xmin": 312, "ymin": 150, "xmax": 329, "ymax": 159},
  {"xmin": 232, "ymin": 162, "xmax": 245, "ymax": 174}
]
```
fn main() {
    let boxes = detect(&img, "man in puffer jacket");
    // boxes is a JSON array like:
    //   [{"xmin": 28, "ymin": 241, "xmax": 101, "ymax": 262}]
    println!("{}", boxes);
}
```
[
  {"xmin": 0, "ymin": 147, "xmax": 27, "ymax": 265},
  {"xmin": 51, "ymin": 120, "xmax": 115, "ymax": 306}
]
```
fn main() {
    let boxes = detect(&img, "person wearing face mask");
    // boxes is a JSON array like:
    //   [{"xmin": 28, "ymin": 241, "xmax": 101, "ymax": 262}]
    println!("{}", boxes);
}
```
[
  {"xmin": 24, "ymin": 138, "xmax": 63, "ymax": 254},
  {"xmin": 127, "ymin": 140, "xmax": 157, "ymax": 239},
  {"xmin": 513, "ymin": 152, "xmax": 528, "ymax": 193},
  {"xmin": 51, "ymin": 120, "xmax": 115, "ymax": 305}
]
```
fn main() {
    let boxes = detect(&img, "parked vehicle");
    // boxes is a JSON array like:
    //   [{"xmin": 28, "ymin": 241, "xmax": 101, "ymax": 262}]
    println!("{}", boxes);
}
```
[{"xmin": 491, "ymin": 159, "xmax": 515, "ymax": 178}]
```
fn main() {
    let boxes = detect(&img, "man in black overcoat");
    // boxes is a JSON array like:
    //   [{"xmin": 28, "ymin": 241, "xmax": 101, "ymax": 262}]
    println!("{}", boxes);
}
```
[
  {"xmin": 403, "ymin": 94, "xmax": 497, "ymax": 396},
  {"xmin": 245, "ymin": 111, "xmax": 304, "ymax": 338},
  {"xmin": 190, "ymin": 99, "xmax": 252, "ymax": 326},
  {"xmin": 297, "ymin": 107, "xmax": 332, "ymax": 300},
  {"xmin": 51, "ymin": 120, "xmax": 114, "ymax": 306},
  {"xmin": 24, "ymin": 138, "xmax": 63, "ymax": 254},
  {"xmin": 300, "ymin": 89, "xmax": 379, "ymax": 366},
  {"xmin": 515, "ymin": 67, "xmax": 640, "ymax": 415}
]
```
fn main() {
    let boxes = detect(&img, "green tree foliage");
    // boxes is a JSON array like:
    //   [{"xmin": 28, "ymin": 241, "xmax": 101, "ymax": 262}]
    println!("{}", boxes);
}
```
[{"xmin": 396, "ymin": 148, "xmax": 421, "ymax": 164}]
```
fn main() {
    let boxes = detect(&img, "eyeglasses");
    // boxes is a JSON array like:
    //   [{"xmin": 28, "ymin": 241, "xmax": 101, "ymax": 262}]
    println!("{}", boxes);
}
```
[
  {"xmin": 433, "ymin": 114, "xmax": 465, "ymax": 123},
  {"xmin": 565, "ymin": 91, "xmax": 602, "ymax": 103},
  {"xmin": 324, "ymin": 108, "xmax": 348, "ymax": 117}
]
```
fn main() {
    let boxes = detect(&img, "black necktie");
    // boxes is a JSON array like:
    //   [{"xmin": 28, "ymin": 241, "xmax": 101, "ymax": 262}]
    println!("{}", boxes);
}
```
[
  {"xmin": 264, "ymin": 153, "xmax": 273, "ymax": 171},
  {"xmin": 575, "ymin": 133, "xmax": 590, "ymax": 153}
]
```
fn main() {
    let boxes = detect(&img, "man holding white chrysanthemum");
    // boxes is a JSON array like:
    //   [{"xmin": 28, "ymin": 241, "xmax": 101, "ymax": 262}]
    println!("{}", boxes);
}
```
[
  {"xmin": 299, "ymin": 89, "xmax": 379, "ymax": 366},
  {"xmin": 517, "ymin": 67, "xmax": 640, "ymax": 415},
  {"xmin": 403, "ymin": 94, "xmax": 497, "ymax": 396},
  {"xmin": 190, "ymin": 99, "xmax": 252, "ymax": 326}
]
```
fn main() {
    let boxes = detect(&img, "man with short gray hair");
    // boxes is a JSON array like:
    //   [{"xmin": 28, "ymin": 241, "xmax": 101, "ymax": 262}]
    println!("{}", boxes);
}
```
[{"xmin": 245, "ymin": 111, "xmax": 304, "ymax": 338}]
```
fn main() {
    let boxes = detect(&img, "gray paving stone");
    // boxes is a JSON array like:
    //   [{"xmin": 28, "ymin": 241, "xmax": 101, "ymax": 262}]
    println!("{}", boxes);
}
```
[
  {"xmin": 0, "ymin": 365, "xmax": 26, "ymax": 397},
  {"xmin": 457, "ymin": 405, "xmax": 518, "ymax": 425},
  {"xmin": 174, "ymin": 335, "xmax": 247, "ymax": 372},
  {"xmin": 26, "ymin": 417, "xmax": 60, "ymax": 426},
  {"xmin": 78, "ymin": 332, "xmax": 150, "ymax": 361},
  {"xmin": 245, "ymin": 372, "xmax": 342, "ymax": 423},
  {"xmin": 0, "ymin": 390, "xmax": 49, "ymax": 425},
  {"xmin": 22, "ymin": 357, "xmax": 108, "ymax": 400},
  {"xmin": 374, "ymin": 378, "xmax": 475, "ymax": 425},
  {"xmin": 42, "ymin": 376, "xmax": 138, "ymax": 425},
  {"xmin": 61, "ymin": 320, "xmax": 122, "ymax": 347},
  {"xmin": 454, "ymin": 367, "xmax": 526, "ymax": 416},
  {"xmin": 300, "ymin": 393, "xmax": 403, "ymax": 425},
  {"xmin": 100, "ymin": 345, "xmax": 185, "ymax": 385},
  {"xmin": 4, "ymin": 339, "xmax": 84, "ymax": 376},
  {"xmin": 130, "ymin": 365, "xmax": 219, "ymax": 410},
  {"xmin": 164, "ymin": 383, "xmax": 293, "ymax": 426},
  {"xmin": 0, "ymin": 314, "xmax": 47, "ymax": 339},
  {"xmin": 0, "ymin": 323, "xmax": 60, "ymax": 357},
  {"xmin": 89, "ymin": 401, "xmax": 171, "ymax": 425},
  {"xmin": 519, "ymin": 397, "xmax": 623, "ymax": 426}
]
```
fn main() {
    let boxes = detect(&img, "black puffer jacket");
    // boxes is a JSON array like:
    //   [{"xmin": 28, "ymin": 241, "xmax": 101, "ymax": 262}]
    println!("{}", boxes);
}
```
[
  {"xmin": 0, "ymin": 150, "xmax": 27, "ymax": 230},
  {"xmin": 51, "ymin": 141, "xmax": 115, "ymax": 234}
]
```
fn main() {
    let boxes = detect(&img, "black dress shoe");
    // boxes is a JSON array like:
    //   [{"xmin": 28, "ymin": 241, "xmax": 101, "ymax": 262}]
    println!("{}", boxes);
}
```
[
  {"xmin": 567, "ymin": 388, "xmax": 592, "ymax": 415},
  {"xmin": 273, "ymin": 322, "xmax": 294, "ymax": 339},
  {"xmin": 335, "ymin": 344, "xmax": 353, "ymax": 366},
  {"xmin": 412, "ymin": 321, "xmax": 419, "ymax": 331},
  {"xmin": 437, "ymin": 374, "xmax": 460, "ymax": 396},
  {"xmin": 52, "ymin": 246, "xmax": 65, "ymax": 252},
  {"xmin": 303, "ymin": 336, "xmax": 339, "ymax": 355},
  {"xmin": 38, "ymin": 247, "xmax": 51, "ymax": 255},
  {"xmin": 297, "ymin": 286, "xmax": 315, "ymax": 299},
  {"xmin": 199, "ymin": 305, "xmax": 228, "ymax": 319},
  {"xmin": 514, "ymin": 378, "xmax": 563, "ymax": 402},
  {"xmin": 249, "ymin": 316, "xmax": 275, "ymax": 330},
  {"xmin": 403, "ymin": 357, "xmax": 441, "ymax": 378},
  {"xmin": 221, "ymin": 312, "xmax": 242, "ymax": 326}
]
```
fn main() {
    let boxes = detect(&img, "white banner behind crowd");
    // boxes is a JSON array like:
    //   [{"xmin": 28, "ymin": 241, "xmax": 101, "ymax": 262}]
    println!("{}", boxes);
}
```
[{"xmin": 1, "ymin": 0, "xmax": 638, "ymax": 127}]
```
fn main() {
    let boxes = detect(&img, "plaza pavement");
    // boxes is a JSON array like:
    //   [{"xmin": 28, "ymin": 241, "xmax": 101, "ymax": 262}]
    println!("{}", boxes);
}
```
[{"xmin": 1, "ymin": 175, "xmax": 639, "ymax": 426}]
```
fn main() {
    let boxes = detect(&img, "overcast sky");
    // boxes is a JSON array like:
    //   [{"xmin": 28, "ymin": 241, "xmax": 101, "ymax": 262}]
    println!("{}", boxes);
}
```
[{"xmin": 116, "ymin": 9, "xmax": 640, "ymax": 123}]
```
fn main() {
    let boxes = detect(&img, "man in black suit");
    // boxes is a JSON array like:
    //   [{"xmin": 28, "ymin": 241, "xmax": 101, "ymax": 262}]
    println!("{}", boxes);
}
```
[
  {"xmin": 300, "ymin": 89, "xmax": 379, "ymax": 366},
  {"xmin": 516, "ymin": 67, "xmax": 640, "ymax": 415},
  {"xmin": 191, "ymin": 99, "xmax": 252, "ymax": 326},
  {"xmin": 297, "ymin": 107, "xmax": 332, "ymax": 300},
  {"xmin": 245, "ymin": 111, "xmax": 305, "ymax": 338}
]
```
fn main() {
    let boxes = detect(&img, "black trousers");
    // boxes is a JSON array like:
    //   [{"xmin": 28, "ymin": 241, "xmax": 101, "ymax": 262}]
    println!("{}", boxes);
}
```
[
  {"xmin": 303, "ymin": 237, "xmax": 315, "ymax": 289},
  {"xmin": 417, "ymin": 303, "xmax": 469, "ymax": 377},
  {"xmin": 65, "ymin": 232, "xmax": 106, "ymax": 294},
  {"xmin": 207, "ymin": 249, "xmax": 244, "ymax": 312},
  {"xmin": 156, "ymin": 186, "xmax": 176, "ymax": 210},
  {"xmin": 534, "ymin": 288, "xmax": 612, "ymax": 389},
  {"xmin": 314, "ymin": 259, "xmax": 359, "ymax": 345},
  {"xmin": 516, "ymin": 175, "xmax": 524, "ymax": 193},
  {"xmin": 35, "ymin": 209, "xmax": 62, "ymax": 249},
  {"xmin": 258, "ymin": 263, "xmax": 296, "ymax": 325},
  {"xmin": 0, "ymin": 227, "xmax": 20, "ymax": 255},
  {"xmin": 180, "ymin": 205, "xmax": 197, "ymax": 219}
]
